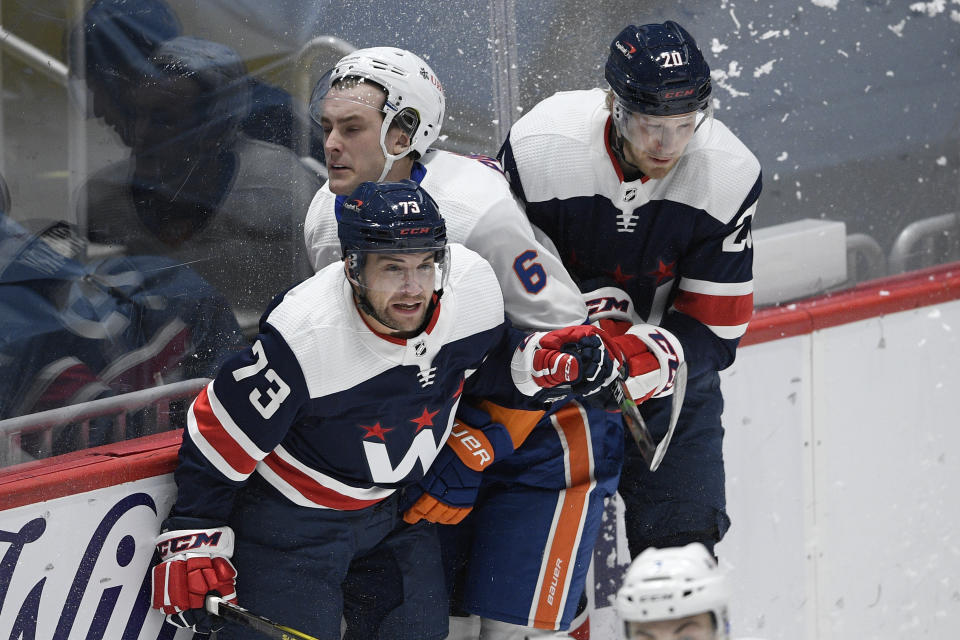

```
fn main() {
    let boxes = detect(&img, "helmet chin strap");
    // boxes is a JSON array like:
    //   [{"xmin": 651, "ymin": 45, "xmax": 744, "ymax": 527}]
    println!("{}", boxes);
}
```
[
  {"xmin": 377, "ymin": 128, "xmax": 413, "ymax": 181},
  {"xmin": 376, "ymin": 156, "xmax": 396, "ymax": 182}
]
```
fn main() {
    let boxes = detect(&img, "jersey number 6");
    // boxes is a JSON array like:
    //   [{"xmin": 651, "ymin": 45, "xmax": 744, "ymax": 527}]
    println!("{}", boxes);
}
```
[
  {"xmin": 513, "ymin": 249, "xmax": 547, "ymax": 294},
  {"xmin": 231, "ymin": 340, "xmax": 291, "ymax": 419}
]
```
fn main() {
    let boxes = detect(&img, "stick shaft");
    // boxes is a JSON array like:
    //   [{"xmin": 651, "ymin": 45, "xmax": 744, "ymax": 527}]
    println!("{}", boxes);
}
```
[{"xmin": 206, "ymin": 596, "xmax": 320, "ymax": 640}]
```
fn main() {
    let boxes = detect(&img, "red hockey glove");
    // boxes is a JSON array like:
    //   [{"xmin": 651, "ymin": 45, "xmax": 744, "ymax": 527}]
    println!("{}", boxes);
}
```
[
  {"xmin": 404, "ymin": 403, "xmax": 514, "ymax": 525},
  {"xmin": 152, "ymin": 523, "xmax": 238, "ymax": 633},
  {"xmin": 511, "ymin": 325, "xmax": 622, "ymax": 401},
  {"xmin": 596, "ymin": 319, "xmax": 684, "ymax": 402}
]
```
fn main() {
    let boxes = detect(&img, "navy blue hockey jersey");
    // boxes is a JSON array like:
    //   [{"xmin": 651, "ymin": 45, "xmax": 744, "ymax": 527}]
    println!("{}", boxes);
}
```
[
  {"xmin": 500, "ymin": 89, "xmax": 762, "ymax": 377},
  {"xmin": 171, "ymin": 244, "xmax": 542, "ymax": 521}
]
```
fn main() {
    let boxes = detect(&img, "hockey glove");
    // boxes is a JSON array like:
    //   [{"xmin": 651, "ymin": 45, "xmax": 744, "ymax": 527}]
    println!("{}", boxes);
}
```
[
  {"xmin": 596, "ymin": 319, "xmax": 685, "ymax": 402},
  {"xmin": 403, "ymin": 403, "xmax": 514, "ymax": 525},
  {"xmin": 511, "ymin": 325, "xmax": 622, "ymax": 401},
  {"xmin": 152, "ymin": 520, "xmax": 238, "ymax": 634}
]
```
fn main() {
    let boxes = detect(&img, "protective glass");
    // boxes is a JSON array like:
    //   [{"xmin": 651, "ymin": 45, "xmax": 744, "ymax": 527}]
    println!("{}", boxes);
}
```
[
  {"xmin": 344, "ymin": 245, "xmax": 451, "ymax": 296},
  {"xmin": 614, "ymin": 99, "xmax": 713, "ymax": 160}
]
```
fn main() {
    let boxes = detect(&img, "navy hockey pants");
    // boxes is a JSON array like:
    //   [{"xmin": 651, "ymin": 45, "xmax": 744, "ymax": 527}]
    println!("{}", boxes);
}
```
[
  {"xmin": 618, "ymin": 369, "xmax": 731, "ymax": 557},
  {"xmin": 220, "ymin": 477, "xmax": 448, "ymax": 640}
]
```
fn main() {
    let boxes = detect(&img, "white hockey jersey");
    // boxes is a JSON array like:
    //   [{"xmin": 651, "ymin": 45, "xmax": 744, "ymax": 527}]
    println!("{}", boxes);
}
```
[{"xmin": 303, "ymin": 149, "xmax": 588, "ymax": 332}]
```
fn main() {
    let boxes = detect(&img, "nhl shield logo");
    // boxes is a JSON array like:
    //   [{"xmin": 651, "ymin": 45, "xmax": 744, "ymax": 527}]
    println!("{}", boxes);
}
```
[{"xmin": 414, "ymin": 340, "xmax": 427, "ymax": 357}]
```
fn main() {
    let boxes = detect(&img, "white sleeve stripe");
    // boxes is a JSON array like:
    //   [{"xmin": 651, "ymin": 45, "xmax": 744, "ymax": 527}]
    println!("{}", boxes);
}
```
[
  {"xmin": 272, "ymin": 446, "xmax": 395, "ymax": 500},
  {"xmin": 206, "ymin": 382, "xmax": 270, "ymax": 460},
  {"xmin": 679, "ymin": 277, "xmax": 754, "ymax": 296},
  {"xmin": 705, "ymin": 321, "xmax": 751, "ymax": 339},
  {"xmin": 186, "ymin": 386, "xmax": 250, "ymax": 483}
]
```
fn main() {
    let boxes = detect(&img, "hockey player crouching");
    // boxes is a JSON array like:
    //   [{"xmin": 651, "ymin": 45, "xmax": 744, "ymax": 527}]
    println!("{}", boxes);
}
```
[{"xmin": 150, "ymin": 179, "xmax": 622, "ymax": 639}]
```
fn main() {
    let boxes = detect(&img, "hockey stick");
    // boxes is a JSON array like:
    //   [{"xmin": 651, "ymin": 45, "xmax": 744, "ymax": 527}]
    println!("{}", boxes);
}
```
[
  {"xmin": 206, "ymin": 595, "xmax": 320, "ymax": 640},
  {"xmin": 618, "ymin": 360, "xmax": 688, "ymax": 472}
]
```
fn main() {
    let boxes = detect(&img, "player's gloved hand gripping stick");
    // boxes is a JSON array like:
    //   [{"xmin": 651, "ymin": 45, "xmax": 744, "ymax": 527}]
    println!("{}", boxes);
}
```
[
  {"xmin": 511, "ymin": 324, "xmax": 623, "ymax": 401},
  {"xmin": 205, "ymin": 595, "xmax": 320, "ymax": 640}
]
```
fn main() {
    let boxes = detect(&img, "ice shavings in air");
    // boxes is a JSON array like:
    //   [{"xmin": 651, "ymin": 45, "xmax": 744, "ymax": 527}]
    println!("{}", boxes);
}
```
[
  {"xmin": 910, "ymin": 0, "xmax": 947, "ymax": 17},
  {"xmin": 753, "ymin": 60, "xmax": 777, "ymax": 78}
]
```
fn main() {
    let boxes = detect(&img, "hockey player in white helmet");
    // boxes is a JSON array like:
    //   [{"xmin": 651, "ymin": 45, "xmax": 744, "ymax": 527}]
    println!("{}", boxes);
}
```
[
  {"xmin": 305, "ymin": 47, "xmax": 678, "ymax": 640},
  {"xmin": 309, "ymin": 46, "xmax": 444, "ymax": 191},
  {"xmin": 615, "ymin": 543, "xmax": 731, "ymax": 640}
]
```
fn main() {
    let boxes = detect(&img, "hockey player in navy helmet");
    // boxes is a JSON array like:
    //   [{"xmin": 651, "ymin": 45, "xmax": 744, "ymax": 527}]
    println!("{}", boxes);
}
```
[
  {"xmin": 605, "ymin": 21, "xmax": 714, "ymax": 179},
  {"xmin": 500, "ymin": 20, "xmax": 762, "ymax": 580},
  {"xmin": 151, "ymin": 179, "xmax": 621, "ymax": 639},
  {"xmin": 338, "ymin": 180, "xmax": 450, "ymax": 337}
]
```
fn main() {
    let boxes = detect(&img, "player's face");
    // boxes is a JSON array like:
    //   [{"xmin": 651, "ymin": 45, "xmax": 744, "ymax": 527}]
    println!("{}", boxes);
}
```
[
  {"xmin": 620, "ymin": 111, "xmax": 698, "ymax": 180},
  {"xmin": 623, "ymin": 612, "xmax": 717, "ymax": 640},
  {"xmin": 355, "ymin": 251, "xmax": 437, "ymax": 337},
  {"xmin": 320, "ymin": 84, "xmax": 410, "ymax": 195}
]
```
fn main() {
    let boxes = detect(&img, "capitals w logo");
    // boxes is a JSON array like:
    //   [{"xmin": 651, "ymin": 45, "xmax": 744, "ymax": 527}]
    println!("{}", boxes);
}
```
[{"xmin": 363, "ymin": 429, "xmax": 440, "ymax": 483}]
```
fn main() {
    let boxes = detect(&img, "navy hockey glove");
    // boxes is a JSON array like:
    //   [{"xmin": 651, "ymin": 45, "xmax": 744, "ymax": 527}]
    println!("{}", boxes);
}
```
[
  {"xmin": 152, "ymin": 519, "xmax": 238, "ymax": 634},
  {"xmin": 403, "ymin": 403, "xmax": 514, "ymax": 525},
  {"xmin": 511, "ymin": 325, "xmax": 622, "ymax": 401},
  {"xmin": 596, "ymin": 319, "xmax": 685, "ymax": 402}
]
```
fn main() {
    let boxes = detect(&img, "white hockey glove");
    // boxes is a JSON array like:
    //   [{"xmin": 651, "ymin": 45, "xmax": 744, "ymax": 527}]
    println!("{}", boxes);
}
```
[{"xmin": 152, "ymin": 520, "xmax": 238, "ymax": 634}]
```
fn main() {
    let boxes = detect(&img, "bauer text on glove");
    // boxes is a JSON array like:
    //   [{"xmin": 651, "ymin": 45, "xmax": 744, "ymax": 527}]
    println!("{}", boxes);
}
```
[{"xmin": 403, "ymin": 403, "xmax": 514, "ymax": 525}]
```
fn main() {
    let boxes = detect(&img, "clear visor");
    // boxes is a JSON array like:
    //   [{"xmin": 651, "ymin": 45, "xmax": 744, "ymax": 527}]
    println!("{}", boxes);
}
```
[
  {"xmin": 309, "ymin": 71, "xmax": 387, "ymax": 126},
  {"xmin": 614, "ymin": 100, "xmax": 712, "ymax": 160},
  {"xmin": 344, "ymin": 245, "xmax": 450, "ymax": 297}
]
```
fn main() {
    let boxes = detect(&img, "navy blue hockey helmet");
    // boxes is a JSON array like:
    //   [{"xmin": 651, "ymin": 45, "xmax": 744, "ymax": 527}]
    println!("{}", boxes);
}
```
[
  {"xmin": 338, "ymin": 179, "xmax": 446, "ymax": 254},
  {"xmin": 605, "ymin": 21, "xmax": 712, "ymax": 116},
  {"xmin": 338, "ymin": 180, "xmax": 449, "ymax": 292}
]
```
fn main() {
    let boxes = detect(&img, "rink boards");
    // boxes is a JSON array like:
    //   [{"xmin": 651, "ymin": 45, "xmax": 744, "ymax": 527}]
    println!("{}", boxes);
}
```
[{"xmin": 1, "ymin": 263, "xmax": 959, "ymax": 640}]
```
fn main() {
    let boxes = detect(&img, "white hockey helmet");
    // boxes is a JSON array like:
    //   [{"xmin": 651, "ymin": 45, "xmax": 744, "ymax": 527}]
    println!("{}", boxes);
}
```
[
  {"xmin": 615, "ymin": 543, "xmax": 730, "ymax": 640},
  {"xmin": 310, "ymin": 46, "xmax": 445, "ymax": 180}
]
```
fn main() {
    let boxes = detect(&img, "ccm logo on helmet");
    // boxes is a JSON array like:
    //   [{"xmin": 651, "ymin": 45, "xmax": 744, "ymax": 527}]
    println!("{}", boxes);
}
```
[
  {"xmin": 662, "ymin": 88, "xmax": 696, "ymax": 99},
  {"xmin": 400, "ymin": 227, "xmax": 431, "ymax": 235}
]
